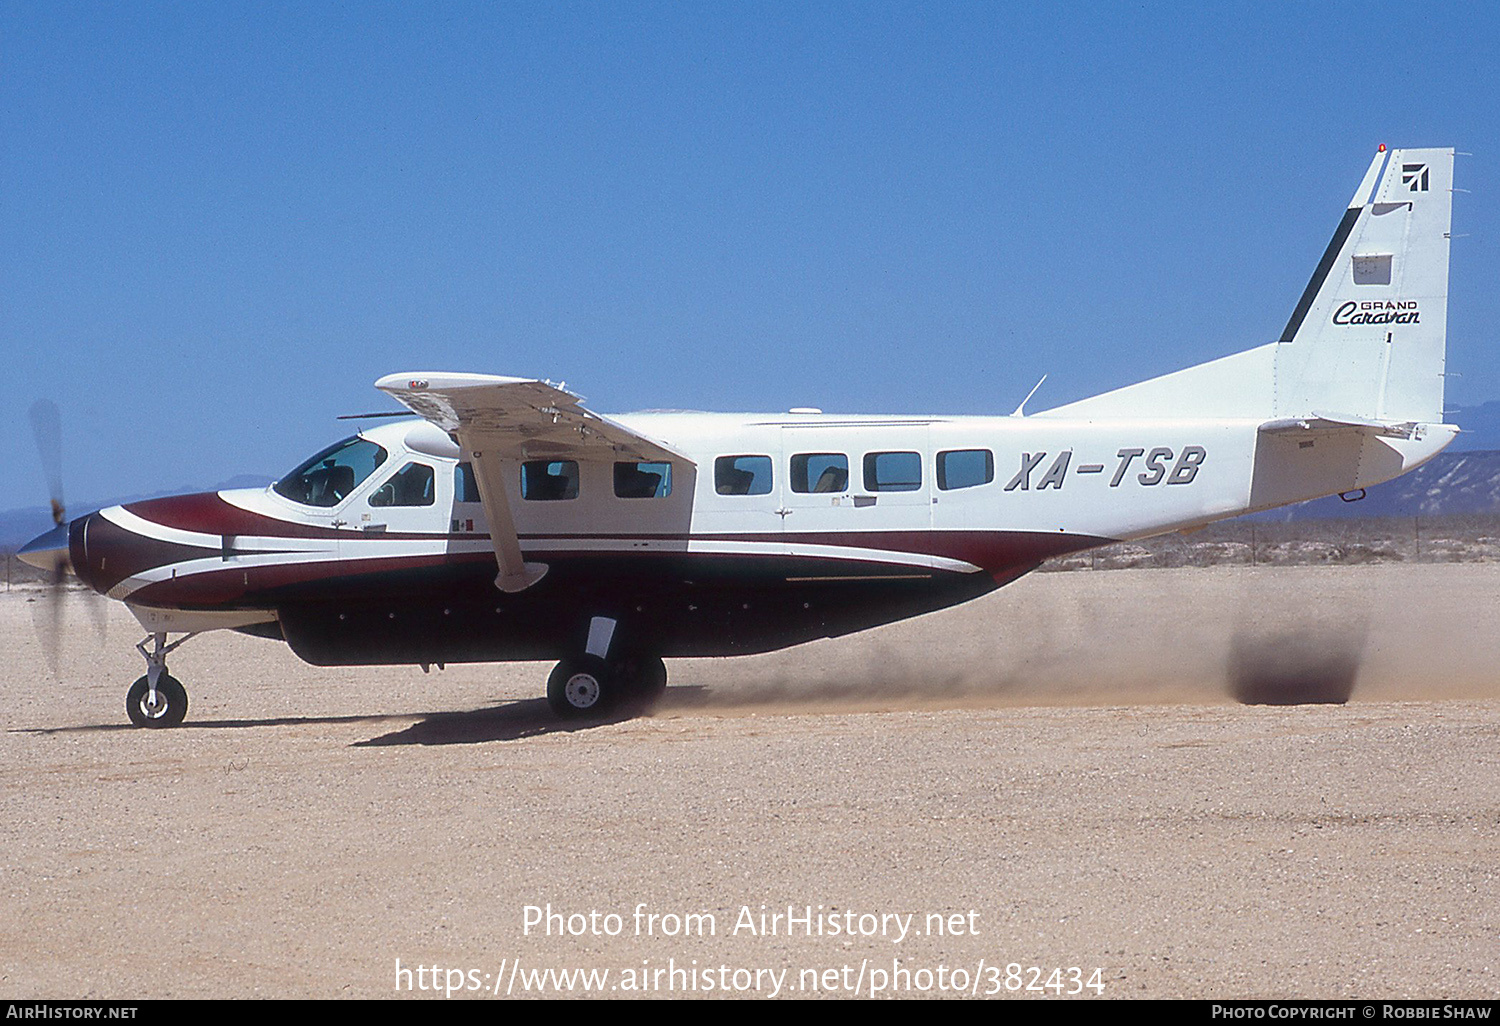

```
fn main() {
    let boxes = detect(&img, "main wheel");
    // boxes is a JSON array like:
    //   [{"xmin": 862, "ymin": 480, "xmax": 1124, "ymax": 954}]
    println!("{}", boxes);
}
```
[
  {"xmin": 615, "ymin": 652, "xmax": 668, "ymax": 708},
  {"xmin": 546, "ymin": 655, "xmax": 614, "ymax": 718},
  {"xmin": 126, "ymin": 674, "xmax": 189, "ymax": 728}
]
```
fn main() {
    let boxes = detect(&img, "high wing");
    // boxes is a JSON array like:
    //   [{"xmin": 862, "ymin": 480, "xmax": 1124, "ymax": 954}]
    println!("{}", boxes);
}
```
[
  {"xmin": 374, "ymin": 372, "xmax": 689, "ymax": 462},
  {"xmin": 375, "ymin": 372, "xmax": 692, "ymax": 593}
]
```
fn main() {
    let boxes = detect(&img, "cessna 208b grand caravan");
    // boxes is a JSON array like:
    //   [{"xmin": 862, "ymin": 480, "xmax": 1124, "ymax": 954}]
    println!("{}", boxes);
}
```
[{"xmin": 20, "ymin": 146, "xmax": 1460, "ymax": 727}]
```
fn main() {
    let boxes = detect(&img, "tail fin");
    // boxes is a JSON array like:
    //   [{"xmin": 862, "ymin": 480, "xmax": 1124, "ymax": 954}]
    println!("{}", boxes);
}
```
[
  {"xmin": 1036, "ymin": 147, "xmax": 1455, "ymax": 424},
  {"xmin": 1274, "ymin": 146, "xmax": 1453, "ymax": 423}
]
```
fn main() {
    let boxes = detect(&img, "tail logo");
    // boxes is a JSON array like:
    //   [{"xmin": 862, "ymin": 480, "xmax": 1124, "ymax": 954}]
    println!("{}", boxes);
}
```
[
  {"xmin": 1402, "ymin": 163, "xmax": 1430, "ymax": 192},
  {"xmin": 1332, "ymin": 300, "xmax": 1421, "ymax": 326}
]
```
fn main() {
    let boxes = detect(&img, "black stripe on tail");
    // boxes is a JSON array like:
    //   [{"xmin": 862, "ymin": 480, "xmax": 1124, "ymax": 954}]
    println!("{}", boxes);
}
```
[{"xmin": 1279, "ymin": 205, "xmax": 1361, "ymax": 344}]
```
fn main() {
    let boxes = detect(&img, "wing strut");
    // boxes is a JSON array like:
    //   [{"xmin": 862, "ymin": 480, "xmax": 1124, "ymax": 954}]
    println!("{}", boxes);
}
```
[{"xmin": 466, "ymin": 445, "xmax": 548, "ymax": 593}]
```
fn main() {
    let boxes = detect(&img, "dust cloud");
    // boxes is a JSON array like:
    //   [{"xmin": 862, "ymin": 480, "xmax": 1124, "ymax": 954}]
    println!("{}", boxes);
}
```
[{"xmin": 658, "ymin": 564, "xmax": 1500, "ymax": 715}]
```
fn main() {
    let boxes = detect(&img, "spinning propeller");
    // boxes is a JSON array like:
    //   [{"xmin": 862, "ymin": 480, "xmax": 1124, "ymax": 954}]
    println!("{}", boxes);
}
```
[{"xmin": 21, "ymin": 400, "xmax": 106, "ymax": 675}]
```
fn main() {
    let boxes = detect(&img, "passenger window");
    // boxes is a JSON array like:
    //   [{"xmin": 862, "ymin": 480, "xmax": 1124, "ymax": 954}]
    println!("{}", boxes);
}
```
[
  {"xmin": 937, "ymin": 449, "xmax": 994, "ymax": 490},
  {"xmin": 863, "ymin": 451, "xmax": 922, "ymax": 492},
  {"xmin": 790, "ymin": 453, "xmax": 848, "ymax": 494},
  {"xmin": 455, "ymin": 462, "xmax": 481, "ymax": 502},
  {"xmin": 521, "ymin": 460, "xmax": 579, "ymax": 501},
  {"xmin": 368, "ymin": 462, "xmax": 436, "ymax": 507},
  {"xmin": 715, "ymin": 455, "xmax": 773, "ymax": 496},
  {"xmin": 614, "ymin": 462, "xmax": 672, "ymax": 499}
]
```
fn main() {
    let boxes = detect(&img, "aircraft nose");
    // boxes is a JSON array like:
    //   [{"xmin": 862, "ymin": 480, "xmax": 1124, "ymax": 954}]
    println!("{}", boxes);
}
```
[{"xmin": 18, "ymin": 522, "xmax": 73, "ymax": 574}]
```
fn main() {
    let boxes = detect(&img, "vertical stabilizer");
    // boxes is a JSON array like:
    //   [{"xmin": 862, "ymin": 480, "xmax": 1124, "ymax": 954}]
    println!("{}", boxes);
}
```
[{"xmin": 1274, "ymin": 147, "xmax": 1454, "ymax": 423}]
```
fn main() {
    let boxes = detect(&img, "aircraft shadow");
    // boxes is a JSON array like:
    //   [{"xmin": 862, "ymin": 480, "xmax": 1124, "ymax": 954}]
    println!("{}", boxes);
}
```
[
  {"xmin": 354, "ymin": 695, "xmax": 667, "ymax": 746},
  {"xmin": 10, "ymin": 692, "xmax": 693, "ymax": 742},
  {"xmin": 9, "ymin": 712, "xmax": 446, "ymax": 735}
]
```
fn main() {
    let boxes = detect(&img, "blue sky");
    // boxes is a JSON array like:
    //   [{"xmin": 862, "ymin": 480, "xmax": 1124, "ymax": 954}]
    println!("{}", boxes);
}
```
[{"xmin": 3, "ymin": 1, "xmax": 1498, "ymax": 513}]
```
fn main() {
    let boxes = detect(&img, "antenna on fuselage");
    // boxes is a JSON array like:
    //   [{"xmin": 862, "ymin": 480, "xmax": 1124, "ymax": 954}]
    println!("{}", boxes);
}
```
[{"xmin": 1010, "ymin": 374, "xmax": 1047, "ymax": 417}]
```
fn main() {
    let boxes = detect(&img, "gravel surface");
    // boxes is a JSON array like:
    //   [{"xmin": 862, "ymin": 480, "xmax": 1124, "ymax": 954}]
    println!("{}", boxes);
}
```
[{"xmin": 1, "ymin": 564, "xmax": 1497, "ymax": 999}]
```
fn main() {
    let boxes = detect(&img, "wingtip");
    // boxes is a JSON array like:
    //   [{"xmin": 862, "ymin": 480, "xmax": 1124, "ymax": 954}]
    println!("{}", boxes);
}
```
[{"xmin": 376, "ymin": 371, "xmax": 540, "ymax": 392}]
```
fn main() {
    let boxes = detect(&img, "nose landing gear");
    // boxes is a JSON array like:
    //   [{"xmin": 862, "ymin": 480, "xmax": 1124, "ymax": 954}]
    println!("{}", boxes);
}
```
[{"xmin": 127, "ymin": 631, "xmax": 197, "ymax": 728}]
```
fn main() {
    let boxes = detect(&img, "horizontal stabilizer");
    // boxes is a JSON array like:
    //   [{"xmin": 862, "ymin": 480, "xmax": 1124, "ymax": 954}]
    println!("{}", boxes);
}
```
[{"xmin": 1257, "ymin": 412, "xmax": 1450, "ymax": 441}]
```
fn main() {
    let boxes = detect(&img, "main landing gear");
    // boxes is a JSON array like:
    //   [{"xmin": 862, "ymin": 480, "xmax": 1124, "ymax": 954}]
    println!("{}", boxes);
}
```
[
  {"xmin": 545, "ymin": 652, "xmax": 668, "ymax": 718},
  {"xmin": 126, "ymin": 631, "xmax": 196, "ymax": 728},
  {"xmin": 545, "ymin": 616, "xmax": 669, "ymax": 718}
]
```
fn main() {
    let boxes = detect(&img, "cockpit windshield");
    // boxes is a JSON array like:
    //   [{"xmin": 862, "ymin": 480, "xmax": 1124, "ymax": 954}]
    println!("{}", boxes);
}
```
[{"xmin": 273, "ymin": 436, "xmax": 389, "ymax": 508}]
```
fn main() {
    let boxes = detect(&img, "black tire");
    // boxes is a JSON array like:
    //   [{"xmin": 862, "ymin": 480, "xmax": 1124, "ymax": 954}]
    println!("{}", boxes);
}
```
[
  {"xmin": 126, "ymin": 674, "xmax": 189, "ymax": 728},
  {"xmin": 615, "ymin": 652, "xmax": 668, "ymax": 708},
  {"xmin": 546, "ymin": 655, "xmax": 614, "ymax": 718}
]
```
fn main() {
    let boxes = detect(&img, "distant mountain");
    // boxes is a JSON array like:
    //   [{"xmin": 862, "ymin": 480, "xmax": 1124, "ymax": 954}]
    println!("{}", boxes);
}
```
[{"xmin": 0, "ymin": 475, "xmax": 273, "ymax": 549}]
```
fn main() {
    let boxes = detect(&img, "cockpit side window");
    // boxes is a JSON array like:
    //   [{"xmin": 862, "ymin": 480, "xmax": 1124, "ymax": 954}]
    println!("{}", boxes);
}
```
[
  {"xmin": 273, "ymin": 437, "xmax": 389, "ymax": 508},
  {"xmin": 369, "ymin": 462, "xmax": 436, "ymax": 507}
]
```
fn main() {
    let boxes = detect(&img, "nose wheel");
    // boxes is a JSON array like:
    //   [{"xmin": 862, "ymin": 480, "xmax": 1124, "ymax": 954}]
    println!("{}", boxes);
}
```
[
  {"xmin": 126, "ymin": 673, "xmax": 189, "ymax": 728},
  {"xmin": 127, "ymin": 631, "xmax": 198, "ymax": 729}
]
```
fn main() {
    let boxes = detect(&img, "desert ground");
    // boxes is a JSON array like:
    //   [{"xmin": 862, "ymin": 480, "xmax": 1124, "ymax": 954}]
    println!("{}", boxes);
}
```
[{"xmin": 1, "ymin": 563, "xmax": 1497, "ymax": 1000}]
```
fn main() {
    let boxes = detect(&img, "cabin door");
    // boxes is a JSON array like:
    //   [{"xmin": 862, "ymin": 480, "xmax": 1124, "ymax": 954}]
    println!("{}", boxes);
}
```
[{"xmin": 779, "ymin": 423, "xmax": 931, "ymax": 538}]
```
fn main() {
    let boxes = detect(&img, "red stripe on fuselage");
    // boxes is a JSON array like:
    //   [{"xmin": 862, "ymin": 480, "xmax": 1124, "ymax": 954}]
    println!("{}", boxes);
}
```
[{"xmin": 123, "ymin": 492, "xmax": 341, "ymax": 538}]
